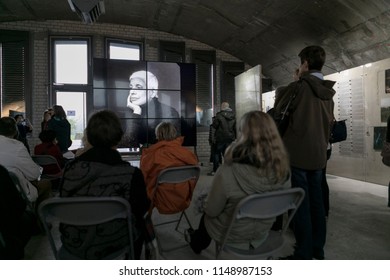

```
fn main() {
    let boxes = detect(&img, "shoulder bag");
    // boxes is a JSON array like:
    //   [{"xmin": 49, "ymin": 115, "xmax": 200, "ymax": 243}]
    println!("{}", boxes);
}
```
[{"xmin": 329, "ymin": 119, "xmax": 347, "ymax": 143}]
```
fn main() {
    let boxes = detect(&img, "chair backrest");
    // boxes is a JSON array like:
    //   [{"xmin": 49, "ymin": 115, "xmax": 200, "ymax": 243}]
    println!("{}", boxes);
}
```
[
  {"xmin": 7, "ymin": 170, "xmax": 34, "ymax": 211},
  {"xmin": 32, "ymin": 155, "xmax": 59, "ymax": 166},
  {"xmin": 152, "ymin": 165, "xmax": 201, "ymax": 214},
  {"xmin": 38, "ymin": 196, "xmax": 134, "ymax": 259},
  {"xmin": 156, "ymin": 165, "xmax": 201, "ymax": 185},
  {"xmin": 32, "ymin": 155, "xmax": 61, "ymax": 169},
  {"xmin": 231, "ymin": 188, "xmax": 305, "ymax": 233},
  {"xmin": 218, "ymin": 188, "xmax": 305, "ymax": 258},
  {"xmin": 32, "ymin": 155, "xmax": 62, "ymax": 178}
]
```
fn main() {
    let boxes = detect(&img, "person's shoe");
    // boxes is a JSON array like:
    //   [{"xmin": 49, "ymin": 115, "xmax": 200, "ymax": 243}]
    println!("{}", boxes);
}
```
[{"xmin": 207, "ymin": 171, "xmax": 215, "ymax": 176}]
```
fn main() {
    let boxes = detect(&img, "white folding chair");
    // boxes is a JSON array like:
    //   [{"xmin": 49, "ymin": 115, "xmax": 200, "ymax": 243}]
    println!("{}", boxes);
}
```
[
  {"xmin": 215, "ymin": 188, "xmax": 305, "ymax": 259},
  {"xmin": 152, "ymin": 165, "xmax": 200, "ymax": 253},
  {"xmin": 38, "ymin": 196, "xmax": 134, "ymax": 260},
  {"xmin": 31, "ymin": 155, "xmax": 63, "ymax": 180},
  {"xmin": 8, "ymin": 170, "xmax": 35, "ymax": 212}
]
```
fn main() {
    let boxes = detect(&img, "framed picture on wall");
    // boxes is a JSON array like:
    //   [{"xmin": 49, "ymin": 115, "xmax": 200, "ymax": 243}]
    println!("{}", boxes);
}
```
[
  {"xmin": 373, "ymin": 126, "xmax": 387, "ymax": 150},
  {"xmin": 381, "ymin": 97, "xmax": 390, "ymax": 122},
  {"xmin": 386, "ymin": 69, "xmax": 390, "ymax": 94}
]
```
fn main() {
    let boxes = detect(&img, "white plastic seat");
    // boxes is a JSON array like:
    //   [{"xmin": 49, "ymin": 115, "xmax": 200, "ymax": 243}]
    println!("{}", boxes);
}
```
[
  {"xmin": 215, "ymin": 188, "xmax": 305, "ymax": 259},
  {"xmin": 152, "ymin": 165, "xmax": 200, "ymax": 254},
  {"xmin": 38, "ymin": 196, "xmax": 134, "ymax": 260},
  {"xmin": 31, "ymin": 155, "xmax": 63, "ymax": 180},
  {"xmin": 8, "ymin": 170, "xmax": 35, "ymax": 212}
]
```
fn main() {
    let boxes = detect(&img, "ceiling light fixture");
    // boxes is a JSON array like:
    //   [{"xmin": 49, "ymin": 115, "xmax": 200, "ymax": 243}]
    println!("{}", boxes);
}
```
[{"xmin": 67, "ymin": 0, "xmax": 105, "ymax": 24}]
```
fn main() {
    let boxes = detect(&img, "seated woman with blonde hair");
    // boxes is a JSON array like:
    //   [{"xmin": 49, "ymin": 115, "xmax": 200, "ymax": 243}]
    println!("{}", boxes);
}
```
[
  {"xmin": 186, "ymin": 110, "xmax": 291, "ymax": 254},
  {"xmin": 140, "ymin": 121, "xmax": 198, "ymax": 214}
]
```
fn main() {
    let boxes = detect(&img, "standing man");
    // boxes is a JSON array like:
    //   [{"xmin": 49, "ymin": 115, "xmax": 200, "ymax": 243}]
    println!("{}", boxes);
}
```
[
  {"xmin": 208, "ymin": 102, "xmax": 236, "ymax": 176},
  {"xmin": 276, "ymin": 46, "xmax": 335, "ymax": 260}
]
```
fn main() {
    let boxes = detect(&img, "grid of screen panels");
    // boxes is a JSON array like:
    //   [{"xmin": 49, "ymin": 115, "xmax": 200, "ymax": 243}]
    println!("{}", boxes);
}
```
[{"xmin": 93, "ymin": 58, "xmax": 197, "ymax": 147}]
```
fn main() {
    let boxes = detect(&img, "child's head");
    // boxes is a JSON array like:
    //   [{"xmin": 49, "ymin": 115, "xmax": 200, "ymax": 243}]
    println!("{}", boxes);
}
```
[{"xmin": 39, "ymin": 130, "xmax": 57, "ymax": 143}]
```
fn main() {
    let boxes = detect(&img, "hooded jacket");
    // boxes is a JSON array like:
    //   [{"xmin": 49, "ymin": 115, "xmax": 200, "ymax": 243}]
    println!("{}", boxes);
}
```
[
  {"xmin": 140, "ymin": 136, "xmax": 198, "ymax": 214},
  {"xmin": 276, "ymin": 71, "xmax": 335, "ymax": 170},
  {"xmin": 212, "ymin": 108, "xmax": 236, "ymax": 143},
  {"xmin": 204, "ymin": 162, "xmax": 290, "ymax": 245}
]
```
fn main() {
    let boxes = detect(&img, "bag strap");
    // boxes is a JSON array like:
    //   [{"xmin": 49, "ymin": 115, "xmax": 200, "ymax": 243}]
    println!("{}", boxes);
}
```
[{"xmin": 280, "ymin": 81, "xmax": 301, "ymax": 121}]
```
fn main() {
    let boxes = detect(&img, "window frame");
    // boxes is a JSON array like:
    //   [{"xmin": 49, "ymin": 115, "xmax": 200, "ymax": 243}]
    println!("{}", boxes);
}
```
[
  {"xmin": 49, "ymin": 36, "xmax": 93, "ymax": 107},
  {"xmin": 105, "ymin": 38, "xmax": 144, "ymax": 60}
]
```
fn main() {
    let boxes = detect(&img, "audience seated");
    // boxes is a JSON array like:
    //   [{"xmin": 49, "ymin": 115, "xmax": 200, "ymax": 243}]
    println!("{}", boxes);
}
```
[
  {"xmin": 0, "ymin": 165, "xmax": 37, "ymax": 259},
  {"xmin": 140, "ymin": 121, "xmax": 198, "ymax": 214},
  {"xmin": 59, "ymin": 110, "xmax": 150, "ymax": 259},
  {"xmin": 34, "ymin": 130, "xmax": 65, "ymax": 175},
  {"xmin": 0, "ymin": 117, "xmax": 52, "ymax": 208},
  {"xmin": 185, "ymin": 111, "xmax": 291, "ymax": 254}
]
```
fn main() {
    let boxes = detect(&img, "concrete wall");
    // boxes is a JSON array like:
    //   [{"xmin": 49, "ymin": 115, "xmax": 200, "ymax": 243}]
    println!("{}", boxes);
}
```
[
  {"xmin": 326, "ymin": 58, "xmax": 390, "ymax": 186},
  {"xmin": 0, "ymin": 20, "xmax": 243, "ymax": 160}
]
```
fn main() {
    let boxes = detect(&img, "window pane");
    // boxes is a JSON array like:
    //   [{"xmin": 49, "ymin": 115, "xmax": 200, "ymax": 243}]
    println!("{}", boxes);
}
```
[
  {"xmin": 109, "ymin": 42, "xmax": 140, "ymax": 60},
  {"xmin": 55, "ymin": 41, "xmax": 88, "ymax": 84}
]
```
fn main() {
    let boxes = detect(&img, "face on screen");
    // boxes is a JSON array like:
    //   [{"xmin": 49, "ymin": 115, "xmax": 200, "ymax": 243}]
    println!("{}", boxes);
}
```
[{"xmin": 129, "ymin": 77, "xmax": 148, "ymax": 106}]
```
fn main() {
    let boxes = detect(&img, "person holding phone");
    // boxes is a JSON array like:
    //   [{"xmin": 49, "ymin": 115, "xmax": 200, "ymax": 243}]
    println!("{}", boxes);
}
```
[{"xmin": 14, "ymin": 114, "xmax": 33, "ymax": 154}]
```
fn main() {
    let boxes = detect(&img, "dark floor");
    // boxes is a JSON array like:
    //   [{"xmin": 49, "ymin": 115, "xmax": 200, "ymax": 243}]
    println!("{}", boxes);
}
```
[{"xmin": 24, "ymin": 165, "xmax": 390, "ymax": 260}]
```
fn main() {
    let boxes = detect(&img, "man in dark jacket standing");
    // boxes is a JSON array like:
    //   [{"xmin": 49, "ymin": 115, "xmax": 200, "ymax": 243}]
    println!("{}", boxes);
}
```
[
  {"xmin": 276, "ymin": 46, "xmax": 335, "ymax": 260},
  {"xmin": 208, "ymin": 102, "xmax": 236, "ymax": 176}
]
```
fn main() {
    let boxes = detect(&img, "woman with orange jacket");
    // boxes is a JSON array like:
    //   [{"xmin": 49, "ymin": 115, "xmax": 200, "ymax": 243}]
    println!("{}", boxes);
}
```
[{"xmin": 140, "ymin": 122, "xmax": 198, "ymax": 214}]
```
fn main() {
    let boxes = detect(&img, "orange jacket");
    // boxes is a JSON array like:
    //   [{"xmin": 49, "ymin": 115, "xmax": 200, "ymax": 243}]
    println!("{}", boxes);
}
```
[{"xmin": 140, "ymin": 137, "xmax": 198, "ymax": 214}]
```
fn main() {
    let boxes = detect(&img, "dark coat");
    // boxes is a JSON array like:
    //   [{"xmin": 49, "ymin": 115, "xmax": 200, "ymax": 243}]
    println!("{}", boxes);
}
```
[
  {"xmin": 47, "ymin": 117, "xmax": 72, "ymax": 152},
  {"xmin": 59, "ymin": 147, "xmax": 150, "ymax": 259},
  {"xmin": 0, "ymin": 165, "xmax": 35, "ymax": 259},
  {"xmin": 275, "ymin": 71, "xmax": 335, "ymax": 170},
  {"xmin": 212, "ymin": 109, "xmax": 236, "ymax": 144},
  {"xmin": 120, "ymin": 98, "xmax": 180, "ymax": 147}
]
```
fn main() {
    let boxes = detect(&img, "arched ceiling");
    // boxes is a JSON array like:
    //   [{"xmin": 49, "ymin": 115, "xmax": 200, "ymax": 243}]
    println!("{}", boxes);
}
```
[{"xmin": 1, "ymin": 0, "xmax": 390, "ymax": 87}]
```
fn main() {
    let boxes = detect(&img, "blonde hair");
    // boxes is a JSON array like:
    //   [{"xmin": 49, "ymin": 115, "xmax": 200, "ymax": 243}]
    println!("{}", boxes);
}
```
[
  {"xmin": 221, "ymin": 102, "xmax": 230, "ymax": 110},
  {"xmin": 155, "ymin": 122, "xmax": 177, "ymax": 141},
  {"xmin": 224, "ymin": 111, "xmax": 290, "ymax": 183}
]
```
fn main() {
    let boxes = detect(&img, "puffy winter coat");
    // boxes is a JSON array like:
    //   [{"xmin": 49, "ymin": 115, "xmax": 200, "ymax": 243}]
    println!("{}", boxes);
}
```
[{"xmin": 140, "ymin": 136, "xmax": 198, "ymax": 214}]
